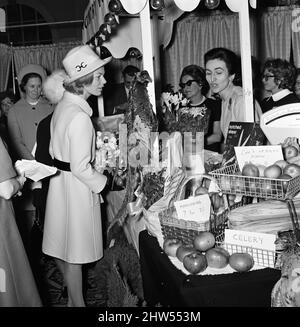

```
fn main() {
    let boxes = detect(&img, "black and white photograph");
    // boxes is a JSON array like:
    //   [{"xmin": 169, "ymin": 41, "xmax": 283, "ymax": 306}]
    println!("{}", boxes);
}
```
[{"xmin": 0, "ymin": 0, "xmax": 300, "ymax": 320}]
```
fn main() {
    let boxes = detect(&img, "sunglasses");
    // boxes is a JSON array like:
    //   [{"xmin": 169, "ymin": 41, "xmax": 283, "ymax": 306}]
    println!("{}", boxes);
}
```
[
  {"xmin": 262, "ymin": 74, "xmax": 275, "ymax": 81},
  {"xmin": 179, "ymin": 79, "xmax": 198, "ymax": 89}
]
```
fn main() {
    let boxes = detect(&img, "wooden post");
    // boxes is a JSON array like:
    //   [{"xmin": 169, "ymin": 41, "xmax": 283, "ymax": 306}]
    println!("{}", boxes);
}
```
[
  {"xmin": 140, "ymin": 1, "xmax": 157, "ymax": 113},
  {"xmin": 225, "ymin": 0, "xmax": 256, "ymax": 122}
]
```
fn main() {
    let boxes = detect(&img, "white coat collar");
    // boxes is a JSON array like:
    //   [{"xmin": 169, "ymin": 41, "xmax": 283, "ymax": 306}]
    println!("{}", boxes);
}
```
[
  {"xmin": 64, "ymin": 92, "xmax": 93, "ymax": 117},
  {"xmin": 272, "ymin": 89, "xmax": 292, "ymax": 102}
]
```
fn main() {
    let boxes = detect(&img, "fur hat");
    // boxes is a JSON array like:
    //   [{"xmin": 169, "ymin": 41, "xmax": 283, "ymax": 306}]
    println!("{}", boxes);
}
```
[
  {"xmin": 17, "ymin": 64, "xmax": 47, "ymax": 83},
  {"xmin": 42, "ymin": 70, "xmax": 68, "ymax": 104},
  {"xmin": 63, "ymin": 45, "xmax": 112, "ymax": 83}
]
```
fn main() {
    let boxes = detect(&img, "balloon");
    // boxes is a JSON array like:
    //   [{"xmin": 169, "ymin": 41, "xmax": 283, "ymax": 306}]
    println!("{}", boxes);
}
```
[
  {"xmin": 128, "ymin": 48, "xmax": 142, "ymax": 59},
  {"xmin": 108, "ymin": 0, "xmax": 123, "ymax": 14},
  {"xmin": 99, "ymin": 24, "xmax": 110, "ymax": 37},
  {"xmin": 104, "ymin": 13, "xmax": 117, "ymax": 26},
  {"xmin": 100, "ymin": 46, "xmax": 112, "ymax": 59},
  {"xmin": 150, "ymin": 0, "xmax": 165, "ymax": 10},
  {"xmin": 204, "ymin": 0, "xmax": 220, "ymax": 10}
]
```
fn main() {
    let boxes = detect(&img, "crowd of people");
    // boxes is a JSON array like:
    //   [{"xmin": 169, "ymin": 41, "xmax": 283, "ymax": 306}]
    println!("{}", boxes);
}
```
[{"xmin": 1, "ymin": 44, "xmax": 300, "ymax": 307}]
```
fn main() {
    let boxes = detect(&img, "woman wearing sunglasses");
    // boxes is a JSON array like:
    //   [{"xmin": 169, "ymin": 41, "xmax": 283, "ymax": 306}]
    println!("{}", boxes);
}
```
[
  {"xmin": 260, "ymin": 59, "xmax": 299, "ymax": 113},
  {"xmin": 204, "ymin": 47, "xmax": 262, "ymax": 147},
  {"xmin": 178, "ymin": 65, "xmax": 222, "ymax": 152},
  {"xmin": 162, "ymin": 65, "xmax": 222, "ymax": 153}
]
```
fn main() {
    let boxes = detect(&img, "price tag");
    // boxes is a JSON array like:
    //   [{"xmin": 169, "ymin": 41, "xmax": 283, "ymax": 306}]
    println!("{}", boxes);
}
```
[
  {"xmin": 224, "ymin": 229, "xmax": 276, "ymax": 251},
  {"xmin": 234, "ymin": 145, "xmax": 283, "ymax": 170},
  {"xmin": 174, "ymin": 194, "xmax": 211, "ymax": 222}
]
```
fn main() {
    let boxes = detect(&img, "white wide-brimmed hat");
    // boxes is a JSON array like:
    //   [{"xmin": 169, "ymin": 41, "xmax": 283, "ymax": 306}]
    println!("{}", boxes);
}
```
[
  {"xmin": 63, "ymin": 45, "xmax": 112, "ymax": 83},
  {"xmin": 17, "ymin": 64, "xmax": 47, "ymax": 83}
]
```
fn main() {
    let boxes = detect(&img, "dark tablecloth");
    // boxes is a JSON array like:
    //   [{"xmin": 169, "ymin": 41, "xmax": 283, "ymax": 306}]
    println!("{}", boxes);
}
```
[{"xmin": 139, "ymin": 230, "xmax": 281, "ymax": 307}]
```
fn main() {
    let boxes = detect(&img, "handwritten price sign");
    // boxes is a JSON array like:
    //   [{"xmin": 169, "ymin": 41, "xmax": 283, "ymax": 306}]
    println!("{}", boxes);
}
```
[
  {"xmin": 174, "ymin": 194, "xmax": 211, "ymax": 222},
  {"xmin": 234, "ymin": 145, "xmax": 284, "ymax": 170}
]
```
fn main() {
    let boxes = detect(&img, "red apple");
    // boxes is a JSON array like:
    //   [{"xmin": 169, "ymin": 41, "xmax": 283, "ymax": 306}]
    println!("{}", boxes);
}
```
[
  {"xmin": 264, "ymin": 164, "xmax": 282, "ymax": 179},
  {"xmin": 176, "ymin": 245, "xmax": 197, "ymax": 262},
  {"xmin": 163, "ymin": 238, "xmax": 183, "ymax": 257},
  {"xmin": 242, "ymin": 163, "xmax": 259, "ymax": 177},
  {"xmin": 205, "ymin": 247, "xmax": 230, "ymax": 268},
  {"xmin": 283, "ymin": 163, "xmax": 300, "ymax": 178},
  {"xmin": 231, "ymin": 176, "xmax": 245, "ymax": 192},
  {"xmin": 277, "ymin": 173, "xmax": 292, "ymax": 192},
  {"xmin": 193, "ymin": 232, "xmax": 215, "ymax": 252},
  {"xmin": 274, "ymin": 160, "xmax": 288, "ymax": 170},
  {"xmin": 229, "ymin": 253, "xmax": 254, "ymax": 272},
  {"xmin": 283, "ymin": 145, "xmax": 299, "ymax": 161},
  {"xmin": 183, "ymin": 252, "xmax": 207, "ymax": 274},
  {"xmin": 260, "ymin": 179, "xmax": 273, "ymax": 196}
]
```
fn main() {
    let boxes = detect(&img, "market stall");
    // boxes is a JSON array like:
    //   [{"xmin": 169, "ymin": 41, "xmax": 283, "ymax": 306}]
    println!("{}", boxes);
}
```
[
  {"xmin": 82, "ymin": 0, "xmax": 256, "ymax": 120},
  {"xmin": 86, "ymin": 0, "xmax": 300, "ymax": 307}
]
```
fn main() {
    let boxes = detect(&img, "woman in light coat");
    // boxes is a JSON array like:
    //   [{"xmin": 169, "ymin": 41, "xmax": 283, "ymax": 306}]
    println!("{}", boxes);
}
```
[{"xmin": 42, "ymin": 45, "xmax": 111, "ymax": 306}]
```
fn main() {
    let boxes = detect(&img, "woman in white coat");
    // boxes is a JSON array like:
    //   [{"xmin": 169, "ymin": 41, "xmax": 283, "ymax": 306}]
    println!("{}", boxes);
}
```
[{"xmin": 42, "ymin": 45, "xmax": 111, "ymax": 306}]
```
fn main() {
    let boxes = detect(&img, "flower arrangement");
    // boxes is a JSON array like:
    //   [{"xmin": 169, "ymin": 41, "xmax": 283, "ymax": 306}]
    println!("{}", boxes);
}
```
[
  {"xmin": 160, "ymin": 85, "xmax": 210, "ymax": 136},
  {"xmin": 160, "ymin": 90, "xmax": 189, "ymax": 120},
  {"xmin": 94, "ymin": 131, "xmax": 120, "ymax": 173}
]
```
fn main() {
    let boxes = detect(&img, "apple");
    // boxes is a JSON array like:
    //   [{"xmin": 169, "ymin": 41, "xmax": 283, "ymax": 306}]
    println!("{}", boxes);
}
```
[
  {"xmin": 193, "ymin": 232, "xmax": 215, "ymax": 252},
  {"xmin": 229, "ymin": 253, "xmax": 254, "ymax": 272},
  {"xmin": 176, "ymin": 245, "xmax": 197, "ymax": 262},
  {"xmin": 283, "ymin": 145, "xmax": 299, "ymax": 161},
  {"xmin": 245, "ymin": 179, "xmax": 259, "ymax": 194},
  {"xmin": 231, "ymin": 176, "xmax": 245, "ymax": 192},
  {"xmin": 277, "ymin": 174, "xmax": 292, "ymax": 192},
  {"xmin": 283, "ymin": 163, "xmax": 300, "ymax": 178},
  {"xmin": 274, "ymin": 160, "xmax": 288, "ymax": 170},
  {"xmin": 210, "ymin": 193, "xmax": 223, "ymax": 211},
  {"xmin": 242, "ymin": 163, "xmax": 259, "ymax": 177},
  {"xmin": 163, "ymin": 238, "xmax": 183, "ymax": 257},
  {"xmin": 260, "ymin": 179, "xmax": 273, "ymax": 196},
  {"xmin": 263, "ymin": 164, "xmax": 282, "ymax": 179},
  {"xmin": 205, "ymin": 247, "xmax": 230, "ymax": 268},
  {"xmin": 183, "ymin": 252, "xmax": 207, "ymax": 274}
]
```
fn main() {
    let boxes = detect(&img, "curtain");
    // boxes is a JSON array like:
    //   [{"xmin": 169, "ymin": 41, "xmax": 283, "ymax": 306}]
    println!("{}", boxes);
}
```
[
  {"xmin": 162, "ymin": 11, "xmax": 258, "ymax": 91},
  {"xmin": 13, "ymin": 41, "xmax": 81, "ymax": 80},
  {"xmin": 261, "ymin": 7, "xmax": 292, "ymax": 63},
  {"xmin": 0, "ymin": 44, "xmax": 13, "ymax": 92},
  {"xmin": 292, "ymin": 7, "xmax": 300, "ymax": 68}
]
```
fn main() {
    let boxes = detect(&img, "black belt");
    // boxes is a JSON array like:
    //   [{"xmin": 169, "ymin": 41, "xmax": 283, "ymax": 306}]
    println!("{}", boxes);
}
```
[{"xmin": 53, "ymin": 158, "xmax": 71, "ymax": 171}]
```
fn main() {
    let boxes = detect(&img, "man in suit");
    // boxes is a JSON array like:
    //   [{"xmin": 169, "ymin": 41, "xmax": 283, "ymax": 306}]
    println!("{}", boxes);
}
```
[{"xmin": 103, "ymin": 65, "xmax": 140, "ymax": 115}]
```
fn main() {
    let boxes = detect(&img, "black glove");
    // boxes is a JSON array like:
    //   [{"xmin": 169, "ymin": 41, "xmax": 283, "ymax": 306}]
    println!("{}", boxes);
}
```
[{"xmin": 32, "ymin": 188, "xmax": 44, "ymax": 209}]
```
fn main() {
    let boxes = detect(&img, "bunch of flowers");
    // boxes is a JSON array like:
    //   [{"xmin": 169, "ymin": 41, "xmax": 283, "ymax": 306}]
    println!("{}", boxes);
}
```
[
  {"xmin": 94, "ymin": 131, "xmax": 120, "ymax": 173},
  {"xmin": 160, "ymin": 90, "xmax": 189, "ymax": 120},
  {"xmin": 160, "ymin": 85, "xmax": 210, "ymax": 135}
]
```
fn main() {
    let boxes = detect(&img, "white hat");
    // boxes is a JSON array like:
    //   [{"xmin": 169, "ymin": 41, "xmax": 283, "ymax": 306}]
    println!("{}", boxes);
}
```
[
  {"xmin": 17, "ymin": 64, "xmax": 47, "ymax": 83},
  {"xmin": 63, "ymin": 45, "xmax": 112, "ymax": 83}
]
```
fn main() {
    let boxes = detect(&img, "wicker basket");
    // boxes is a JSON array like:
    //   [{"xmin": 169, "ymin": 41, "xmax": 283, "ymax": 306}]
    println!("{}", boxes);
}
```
[
  {"xmin": 158, "ymin": 173, "xmax": 243, "ymax": 245},
  {"xmin": 209, "ymin": 164, "xmax": 300, "ymax": 200}
]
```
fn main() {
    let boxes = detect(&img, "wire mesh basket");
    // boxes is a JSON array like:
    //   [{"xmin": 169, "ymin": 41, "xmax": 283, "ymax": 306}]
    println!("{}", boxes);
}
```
[
  {"xmin": 159, "ymin": 201, "xmax": 243, "ymax": 245},
  {"xmin": 209, "ymin": 164, "xmax": 300, "ymax": 200},
  {"xmin": 214, "ymin": 217, "xmax": 279, "ymax": 269}
]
